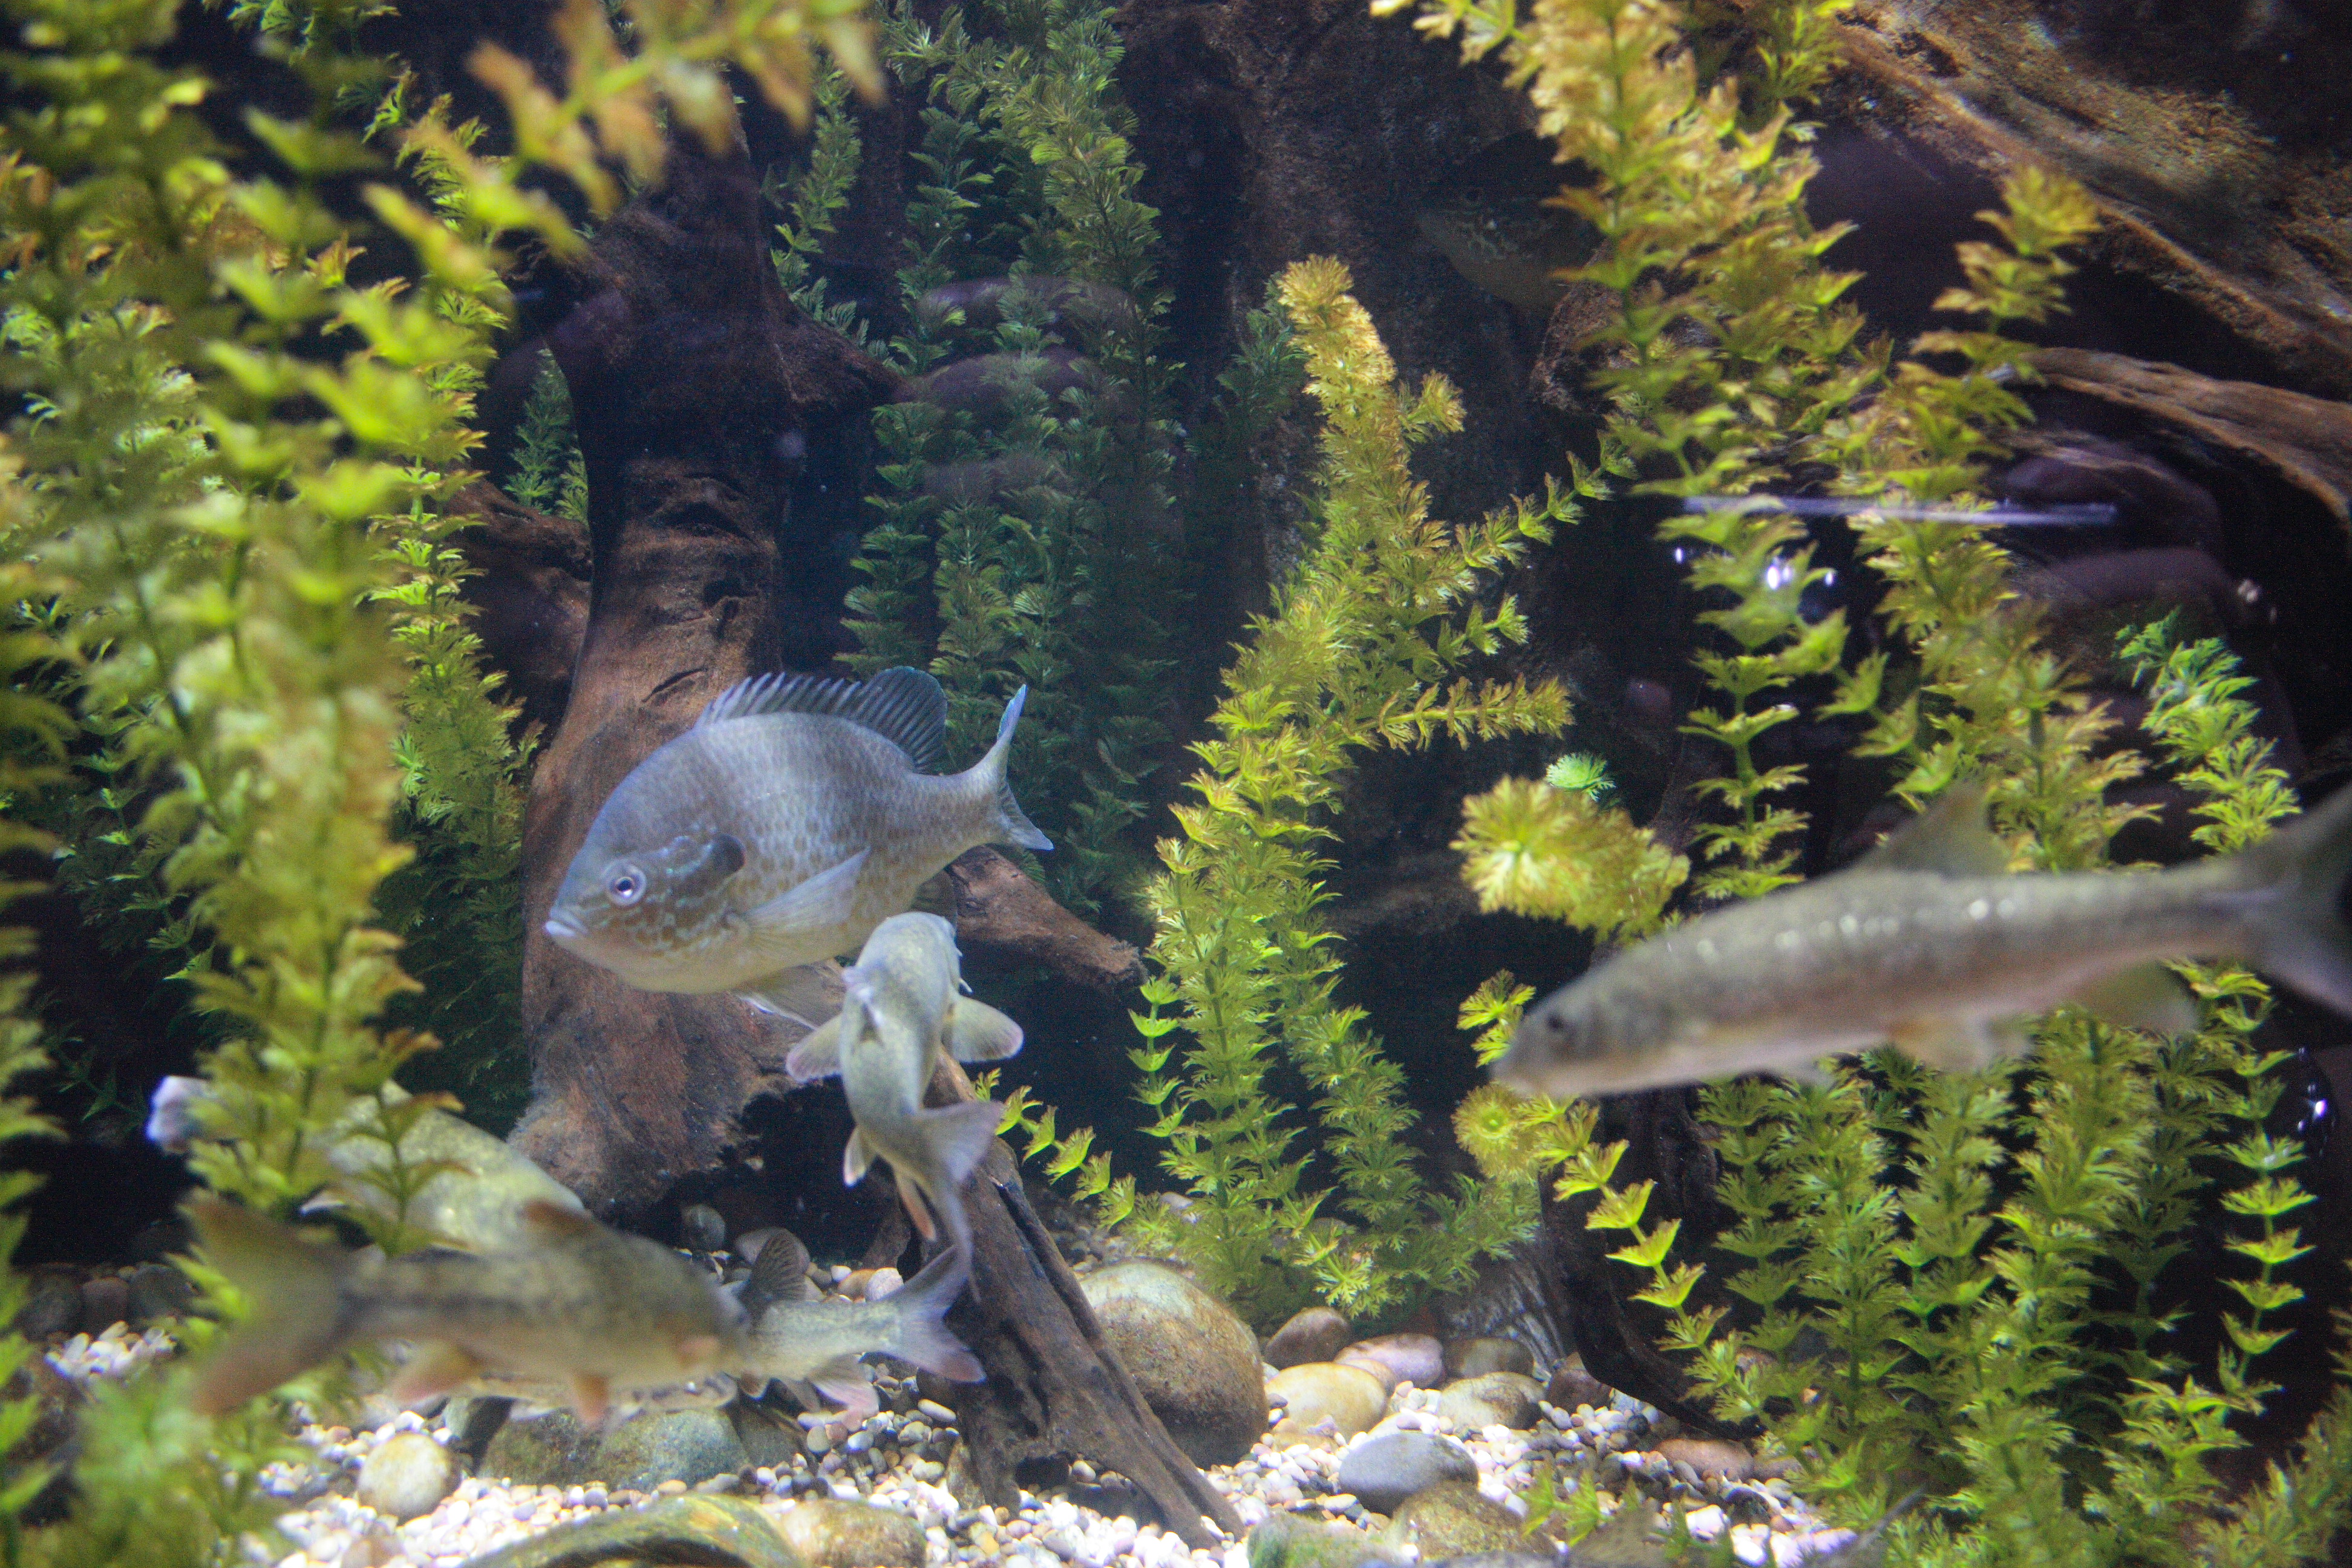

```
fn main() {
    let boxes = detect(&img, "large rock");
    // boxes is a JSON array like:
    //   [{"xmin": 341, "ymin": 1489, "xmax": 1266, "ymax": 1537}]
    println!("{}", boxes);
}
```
[
  {"xmin": 1435, "ymin": 1373, "xmax": 1541, "ymax": 1432},
  {"xmin": 1543, "ymin": 1359, "xmax": 1612, "ymax": 1413},
  {"xmin": 1336, "ymin": 1334, "xmax": 1442, "ymax": 1392},
  {"xmin": 1079, "ymin": 1262, "xmax": 1266, "ymax": 1465},
  {"xmin": 1335, "ymin": 1431, "xmax": 1478, "ymax": 1514},
  {"xmin": 1246, "ymin": 1513, "xmax": 1404, "ymax": 1568},
  {"xmin": 1385, "ymin": 1483, "xmax": 1524, "ymax": 1561},
  {"xmin": 771, "ymin": 1498, "xmax": 925, "ymax": 1568},
  {"xmin": 358, "ymin": 1432, "xmax": 460, "ymax": 1522},
  {"xmin": 1268, "ymin": 1363, "xmax": 1390, "ymax": 1441},
  {"xmin": 480, "ymin": 1406, "xmax": 748, "ymax": 1492},
  {"xmin": 1264, "ymin": 1307, "xmax": 1353, "ymax": 1370},
  {"xmin": 457, "ymin": 1495, "xmax": 799, "ymax": 1568},
  {"xmin": 1441, "ymin": 1338, "xmax": 1532, "ymax": 1380}
]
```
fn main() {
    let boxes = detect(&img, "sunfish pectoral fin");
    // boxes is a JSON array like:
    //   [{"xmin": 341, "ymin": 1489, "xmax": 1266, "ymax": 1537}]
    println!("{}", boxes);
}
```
[
  {"xmin": 744, "ymin": 959, "xmax": 848, "ymax": 1033},
  {"xmin": 1888, "ymin": 1016, "xmax": 2033, "ymax": 1074},
  {"xmin": 944, "ymin": 999, "xmax": 1024, "ymax": 1063},
  {"xmin": 811, "ymin": 1359, "xmax": 880, "ymax": 1423},
  {"xmin": 1854, "ymin": 780, "xmax": 2012, "ymax": 877},
  {"xmin": 2070, "ymin": 963, "xmax": 2198, "ymax": 1037},
  {"xmin": 737, "ymin": 851, "xmax": 869, "ymax": 957},
  {"xmin": 784, "ymin": 1014, "xmax": 844, "ymax": 1082},
  {"xmin": 389, "ymin": 1341, "xmax": 486, "ymax": 1406},
  {"xmin": 569, "ymin": 1371, "xmax": 612, "ymax": 1429}
]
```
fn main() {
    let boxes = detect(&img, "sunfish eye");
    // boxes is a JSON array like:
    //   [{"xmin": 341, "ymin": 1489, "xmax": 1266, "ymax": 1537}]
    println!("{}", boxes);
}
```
[{"xmin": 607, "ymin": 866, "xmax": 648, "ymax": 906}]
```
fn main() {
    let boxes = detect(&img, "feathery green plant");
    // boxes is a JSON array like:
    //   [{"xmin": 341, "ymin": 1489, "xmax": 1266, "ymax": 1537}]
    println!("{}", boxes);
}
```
[
  {"xmin": 1120, "ymin": 257, "xmax": 1574, "ymax": 1324},
  {"xmin": 506, "ymin": 356, "xmax": 589, "ymax": 521}
]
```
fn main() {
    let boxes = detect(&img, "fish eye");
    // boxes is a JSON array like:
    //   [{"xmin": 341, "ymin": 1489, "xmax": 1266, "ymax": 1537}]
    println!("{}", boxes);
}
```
[{"xmin": 607, "ymin": 867, "xmax": 647, "ymax": 906}]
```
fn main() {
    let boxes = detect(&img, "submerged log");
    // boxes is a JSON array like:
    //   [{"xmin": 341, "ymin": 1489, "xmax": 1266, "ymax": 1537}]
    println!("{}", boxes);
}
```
[{"xmin": 926, "ymin": 1060, "xmax": 1241, "ymax": 1550}]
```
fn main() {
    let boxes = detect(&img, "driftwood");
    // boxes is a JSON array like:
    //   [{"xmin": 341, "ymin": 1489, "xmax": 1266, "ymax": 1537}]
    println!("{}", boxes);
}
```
[{"xmin": 924, "ymin": 1060, "xmax": 1241, "ymax": 1549}]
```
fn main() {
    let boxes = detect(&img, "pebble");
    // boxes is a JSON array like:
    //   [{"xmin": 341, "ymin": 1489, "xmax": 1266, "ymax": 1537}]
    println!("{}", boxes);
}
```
[
  {"xmin": 1441, "ymin": 1338, "xmax": 1535, "ymax": 1380},
  {"xmin": 1334, "ymin": 1430, "xmax": 1478, "ymax": 1512},
  {"xmin": 355, "ymin": 1432, "xmax": 459, "ymax": 1522},
  {"xmin": 1268, "ymin": 1363, "xmax": 1390, "ymax": 1439},
  {"xmin": 1334, "ymin": 1334, "xmax": 1442, "ymax": 1392},
  {"xmin": 1434, "ymin": 1373, "xmax": 1543, "ymax": 1432},
  {"xmin": 1263, "ymin": 1307, "xmax": 1354, "ymax": 1370}
]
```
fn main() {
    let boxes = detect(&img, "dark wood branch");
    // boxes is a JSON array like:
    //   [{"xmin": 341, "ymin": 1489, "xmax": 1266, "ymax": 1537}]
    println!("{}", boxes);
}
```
[{"xmin": 925, "ymin": 1060, "xmax": 1241, "ymax": 1550}]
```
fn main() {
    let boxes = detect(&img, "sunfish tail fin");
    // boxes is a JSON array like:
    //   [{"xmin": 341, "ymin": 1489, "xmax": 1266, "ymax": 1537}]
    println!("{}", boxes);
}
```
[
  {"xmin": 185, "ymin": 1198, "xmax": 359, "ymax": 1416},
  {"xmin": 973, "ymin": 686, "xmax": 1053, "ymax": 853},
  {"xmin": 887, "ymin": 1245, "xmax": 983, "ymax": 1383},
  {"xmin": 2239, "ymin": 783, "xmax": 2352, "ymax": 1017}
]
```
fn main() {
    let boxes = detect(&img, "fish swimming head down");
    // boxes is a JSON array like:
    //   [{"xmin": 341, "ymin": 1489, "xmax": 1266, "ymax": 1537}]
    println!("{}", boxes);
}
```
[{"xmin": 543, "ymin": 668, "xmax": 1051, "ymax": 1010}]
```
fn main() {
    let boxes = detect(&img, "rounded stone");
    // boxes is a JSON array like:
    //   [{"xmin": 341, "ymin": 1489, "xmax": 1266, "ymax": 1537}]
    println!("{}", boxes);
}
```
[
  {"xmin": 1423, "ymin": 1555, "xmax": 1563, "ymax": 1567},
  {"xmin": 77, "ymin": 1275, "xmax": 129, "ymax": 1332},
  {"xmin": 1434, "ymin": 1372, "xmax": 1542, "ymax": 1431},
  {"xmin": 1334, "ymin": 1431, "xmax": 1478, "ymax": 1514},
  {"xmin": 771, "ymin": 1497, "xmax": 926, "ymax": 1568},
  {"xmin": 11, "ymin": 1271, "xmax": 80, "ymax": 1339},
  {"xmin": 1078, "ymin": 1262, "xmax": 1266, "ymax": 1465},
  {"xmin": 679, "ymin": 1204, "xmax": 728, "ymax": 1253},
  {"xmin": 1543, "ymin": 1358, "xmax": 1612, "ymax": 1413},
  {"xmin": 1385, "ymin": 1481, "xmax": 1524, "ymax": 1560},
  {"xmin": 123, "ymin": 1262, "xmax": 194, "ymax": 1323},
  {"xmin": 1440, "ymin": 1338, "xmax": 1533, "ymax": 1381},
  {"xmin": 1267, "ymin": 1362, "xmax": 1391, "ymax": 1440},
  {"xmin": 1245, "ymin": 1512, "xmax": 1405, "ymax": 1568},
  {"xmin": 1653, "ymin": 1436, "xmax": 1791, "ymax": 1483},
  {"xmin": 1264, "ymin": 1307, "xmax": 1353, "ymax": 1370},
  {"xmin": 357, "ymin": 1431, "xmax": 460, "ymax": 1522},
  {"xmin": 481, "ymin": 1407, "xmax": 749, "ymax": 1493},
  {"xmin": 1336, "ymin": 1333, "xmax": 1442, "ymax": 1391}
]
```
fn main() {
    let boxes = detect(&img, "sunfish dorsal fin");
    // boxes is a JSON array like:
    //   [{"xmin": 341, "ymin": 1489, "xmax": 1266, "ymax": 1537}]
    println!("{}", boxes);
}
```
[
  {"xmin": 1855, "ymin": 782, "xmax": 2011, "ymax": 877},
  {"xmin": 945, "ymin": 999, "xmax": 1024, "ymax": 1063},
  {"xmin": 741, "ymin": 1225, "xmax": 819, "ymax": 1316},
  {"xmin": 693, "ymin": 667, "xmax": 947, "ymax": 771}
]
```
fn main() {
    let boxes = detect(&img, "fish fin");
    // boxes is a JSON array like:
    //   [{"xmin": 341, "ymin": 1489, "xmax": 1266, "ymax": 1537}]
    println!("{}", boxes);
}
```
[
  {"xmin": 918, "ymin": 1100, "xmax": 1004, "ymax": 1191},
  {"xmin": 1782, "ymin": 1057, "xmax": 1835, "ymax": 1088},
  {"xmin": 944, "ymin": 999, "xmax": 1024, "ymax": 1063},
  {"xmin": 813, "ymin": 1360, "xmax": 879, "ymax": 1422},
  {"xmin": 185, "ymin": 1198, "xmax": 358, "ymax": 1416},
  {"xmin": 1854, "ymin": 781, "xmax": 2011, "ymax": 877},
  {"xmin": 520, "ymin": 1197, "xmax": 600, "ymax": 1241},
  {"xmin": 972, "ymin": 687, "xmax": 1053, "ymax": 852},
  {"xmin": 692, "ymin": 668, "xmax": 948, "ymax": 773},
  {"xmin": 390, "ymin": 1341, "xmax": 485, "ymax": 1405},
  {"xmin": 742, "ymin": 1225, "xmax": 818, "ymax": 1317},
  {"xmin": 910, "ymin": 868, "xmax": 959, "ymax": 918},
  {"xmin": 570, "ymin": 1372, "xmax": 612, "ymax": 1429},
  {"xmin": 784, "ymin": 1014, "xmax": 845, "ymax": 1082},
  {"xmin": 1889, "ymin": 1016, "xmax": 2031, "ymax": 1074},
  {"xmin": 745, "ymin": 960, "xmax": 848, "ymax": 1033},
  {"xmin": 843, "ymin": 1125, "xmax": 876, "ymax": 1187},
  {"xmin": 2233, "ymin": 783, "xmax": 2352, "ymax": 1017},
  {"xmin": 888, "ymin": 1246, "xmax": 983, "ymax": 1383},
  {"xmin": 2071, "ymin": 964, "xmax": 2198, "ymax": 1037},
  {"xmin": 145, "ymin": 1074, "xmax": 213, "ymax": 1153},
  {"xmin": 739, "ymin": 852, "xmax": 868, "ymax": 956},
  {"xmin": 895, "ymin": 1169, "xmax": 940, "ymax": 1242}
]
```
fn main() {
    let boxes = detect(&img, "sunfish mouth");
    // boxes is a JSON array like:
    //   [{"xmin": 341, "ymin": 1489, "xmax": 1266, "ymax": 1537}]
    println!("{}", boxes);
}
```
[{"xmin": 544, "ymin": 913, "xmax": 586, "ymax": 942}]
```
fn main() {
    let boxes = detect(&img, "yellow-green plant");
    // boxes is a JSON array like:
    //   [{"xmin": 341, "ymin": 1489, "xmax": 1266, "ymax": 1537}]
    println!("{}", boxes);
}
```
[{"xmin": 1120, "ymin": 256, "xmax": 1575, "ymax": 1324}]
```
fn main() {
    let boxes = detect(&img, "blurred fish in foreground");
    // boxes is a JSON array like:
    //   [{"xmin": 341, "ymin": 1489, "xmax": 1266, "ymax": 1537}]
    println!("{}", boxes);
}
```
[
  {"xmin": 787, "ymin": 912, "xmax": 1024, "ymax": 1256},
  {"xmin": 1496, "ymin": 782, "xmax": 2352, "ymax": 1100},
  {"xmin": 727, "ymin": 1225, "xmax": 981, "ymax": 1422},
  {"xmin": 188, "ymin": 1197, "xmax": 745, "ymax": 1426},
  {"xmin": 149, "ymin": 1078, "xmax": 582, "ymax": 1253},
  {"xmin": 543, "ymin": 667, "xmax": 1050, "ymax": 1025}
]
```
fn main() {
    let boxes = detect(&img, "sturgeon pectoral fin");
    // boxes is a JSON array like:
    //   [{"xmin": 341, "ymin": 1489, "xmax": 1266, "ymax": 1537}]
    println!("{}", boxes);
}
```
[
  {"xmin": 2069, "ymin": 964, "xmax": 2198, "ymax": 1037},
  {"xmin": 785, "ymin": 1016, "xmax": 844, "ymax": 1082},
  {"xmin": 1889, "ymin": 1016, "xmax": 2032, "ymax": 1074},
  {"xmin": 843, "ymin": 1126, "xmax": 875, "ymax": 1186},
  {"xmin": 389, "ymin": 1342, "xmax": 485, "ymax": 1404},
  {"xmin": 945, "ymin": 999, "xmax": 1024, "ymax": 1063},
  {"xmin": 739, "ymin": 852, "xmax": 869, "ymax": 956}
]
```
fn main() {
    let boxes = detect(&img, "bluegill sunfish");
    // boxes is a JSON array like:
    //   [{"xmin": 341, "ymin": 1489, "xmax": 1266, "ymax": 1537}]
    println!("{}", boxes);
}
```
[
  {"xmin": 787, "ymin": 913, "xmax": 1024, "ymax": 1257},
  {"xmin": 188, "ymin": 1197, "xmax": 745, "ymax": 1426},
  {"xmin": 543, "ymin": 668, "xmax": 1050, "ymax": 1024},
  {"xmin": 1495, "ymin": 782, "xmax": 2352, "ymax": 1100}
]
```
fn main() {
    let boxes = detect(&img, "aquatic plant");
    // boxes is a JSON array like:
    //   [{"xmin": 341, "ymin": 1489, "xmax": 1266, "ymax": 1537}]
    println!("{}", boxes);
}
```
[
  {"xmin": 0, "ymin": 0, "xmax": 869, "ymax": 1555},
  {"xmin": 1116, "ymin": 257, "xmax": 1575, "ymax": 1324},
  {"xmin": 834, "ymin": 0, "xmax": 1180, "ymax": 913},
  {"xmin": 503, "ymin": 357, "xmax": 589, "ymax": 521}
]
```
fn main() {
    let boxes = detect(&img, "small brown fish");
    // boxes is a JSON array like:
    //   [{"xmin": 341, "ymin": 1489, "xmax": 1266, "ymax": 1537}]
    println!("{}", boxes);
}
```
[
  {"xmin": 188, "ymin": 1198, "xmax": 745, "ymax": 1426},
  {"xmin": 1495, "ymin": 782, "xmax": 2352, "ymax": 1100},
  {"xmin": 787, "ymin": 912, "xmax": 1023, "ymax": 1257},
  {"xmin": 543, "ymin": 668, "xmax": 1050, "ymax": 1024},
  {"xmin": 728, "ymin": 1226, "xmax": 982, "ymax": 1423}
]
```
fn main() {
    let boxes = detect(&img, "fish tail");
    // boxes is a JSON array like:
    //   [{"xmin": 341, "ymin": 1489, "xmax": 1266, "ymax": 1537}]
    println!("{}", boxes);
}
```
[
  {"xmin": 2238, "ymin": 783, "xmax": 2352, "ymax": 1016},
  {"xmin": 974, "ymin": 687, "xmax": 1053, "ymax": 853},
  {"xmin": 186, "ymin": 1197, "xmax": 359, "ymax": 1416},
  {"xmin": 887, "ymin": 1244, "xmax": 983, "ymax": 1383}
]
